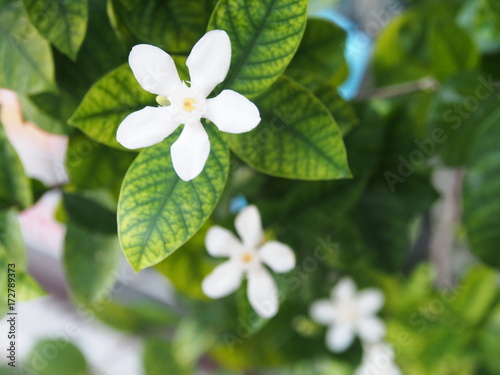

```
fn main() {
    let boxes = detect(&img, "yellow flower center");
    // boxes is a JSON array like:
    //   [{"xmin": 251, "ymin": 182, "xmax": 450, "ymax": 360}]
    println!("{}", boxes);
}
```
[
  {"xmin": 242, "ymin": 252, "xmax": 254, "ymax": 264},
  {"xmin": 183, "ymin": 98, "xmax": 196, "ymax": 112}
]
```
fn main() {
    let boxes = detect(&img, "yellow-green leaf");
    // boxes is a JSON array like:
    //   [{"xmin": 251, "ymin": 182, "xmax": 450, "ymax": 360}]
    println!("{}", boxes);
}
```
[
  {"xmin": 0, "ymin": 121, "xmax": 32, "ymax": 209},
  {"xmin": 0, "ymin": 1, "xmax": 55, "ymax": 94},
  {"xmin": 109, "ymin": 0, "xmax": 210, "ymax": 53},
  {"xmin": 286, "ymin": 17, "xmax": 348, "ymax": 90},
  {"xmin": 69, "ymin": 63, "xmax": 155, "ymax": 149},
  {"xmin": 209, "ymin": 0, "xmax": 308, "ymax": 98},
  {"xmin": 463, "ymin": 114, "xmax": 500, "ymax": 269},
  {"xmin": 64, "ymin": 220, "xmax": 120, "ymax": 304},
  {"xmin": 229, "ymin": 76, "xmax": 350, "ymax": 180},
  {"xmin": 23, "ymin": 0, "xmax": 88, "ymax": 60},
  {"xmin": 118, "ymin": 126, "xmax": 229, "ymax": 271}
]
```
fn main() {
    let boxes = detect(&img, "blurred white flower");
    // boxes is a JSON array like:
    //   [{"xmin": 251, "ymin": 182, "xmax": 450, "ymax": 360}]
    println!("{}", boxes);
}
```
[
  {"xmin": 116, "ymin": 29, "xmax": 261, "ymax": 181},
  {"xmin": 202, "ymin": 205, "xmax": 295, "ymax": 318},
  {"xmin": 0, "ymin": 89, "xmax": 68, "ymax": 186},
  {"xmin": 355, "ymin": 342, "xmax": 402, "ymax": 375},
  {"xmin": 309, "ymin": 277, "xmax": 385, "ymax": 352}
]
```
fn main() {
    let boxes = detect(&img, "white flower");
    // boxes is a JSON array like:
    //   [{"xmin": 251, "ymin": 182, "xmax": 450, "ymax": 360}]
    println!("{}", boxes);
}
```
[
  {"xmin": 202, "ymin": 205, "xmax": 296, "ymax": 318},
  {"xmin": 354, "ymin": 342, "xmax": 402, "ymax": 375},
  {"xmin": 309, "ymin": 277, "xmax": 385, "ymax": 352},
  {"xmin": 116, "ymin": 30, "xmax": 261, "ymax": 181}
]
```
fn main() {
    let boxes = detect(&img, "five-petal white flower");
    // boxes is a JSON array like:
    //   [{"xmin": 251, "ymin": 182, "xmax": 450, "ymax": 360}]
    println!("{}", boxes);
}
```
[
  {"xmin": 202, "ymin": 205, "xmax": 296, "ymax": 318},
  {"xmin": 309, "ymin": 277, "xmax": 386, "ymax": 352},
  {"xmin": 116, "ymin": 30, "xmax": 261, "ymax": 181},
  {"xmin": 354, "ymin": 342, "xmax": 402, "ymax": 375}
]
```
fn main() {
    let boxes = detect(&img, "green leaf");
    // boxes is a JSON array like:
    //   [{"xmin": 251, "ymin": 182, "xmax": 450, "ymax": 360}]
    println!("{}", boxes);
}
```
[
  {"xmin": 1, "ymin": 256, "xmax": 45, "ymax": 317},
  {"xmin": 26, "ymin": 339, "xmax": 89, "ymax": 375},
  {"xmin": 373, "ymin": 5, "xmax": 478, "ymax": 85},
  {"xmin": 428, "ymin": 73, "xmax": 499, "ymax": 166},
  {"xmin": 478, "ymin": 305, "xmax": 500, "ymax": 374},
  {"xmin": 451, "ymin": 266, "xmax": 498, "ymax": 325},
  {"xmin": 155, "ymin": 222, "xmax": 212, "ymax": 300},
  {"xmin": 118, "ymin": 126, "xmax": 229, "ymax": 271},
  {"xmin": 458, "ymin": 0, "xmax": 500, "ymax": 53},
  {"xmin": 229, "ymin": 76, "xmax": 350, "ymax": 180},
  {"xmin": 62, "ymin": 192, "xmax": 118, "ymax": 234},
  {"xmin": 463, "ymin": 116, "xmax": 500, "ymax": 269},
  {"xmin": 312, "ymin": 83, "xmax": 359, "ymax": 135},
  {"xmin": 428, "ymin": 19, "xmax": 478, "ymax": 81},
  {"xmin": 0, "ymin": 210, "xmax": 45, "ymax": 316},
  {"xmin": 0, "ymin": 2, "xmax": 55, "ymax": 94},
  {"xmin": 90, "ymin": 300, "xmax": 176, "ymax": 333},
  {"xmin": 23, "ymin": 0, "xmax": 88, "ymax": 60},
  {"xmin": 30, "ymin": 178, "xmax": 48, "ymax": 203},
  {"xmin": 20, "ymin": 0, "xmax": 125, "ymax": 135},
  {"xmin": 66, "ymin": 134, "xmax": 136, "ymax": 199},
  {"xmin": 286, "ymin": 17, "xmax": 348, "ymax": 90},
  {"xmin": 108, "ymin": 0, "xmax": 211, "ymax": 53},
  {"xmin": 69, "ymin": 53, "xmax": 188, "ymax": 148},
  {"xmin": 143, "ymin": 337, "xmax": 192, "ymax": 375},
  {"xmin": 352, "ymin": 176, "xmax": 437, "ymax": 272},
  {"xmin": 18, "ymin": 94, "xmax": 71, "ymax": 135},
  {"xmin": 14, "ymin": 271, "xmax": 46, "ymax": 301},
  {"xmin": 64, "ymin": 220, "xmax": 120, "ymax": 304},
  {"xmin": 69, "ymin": 63, "xmax": 155, "ymax": 149},
  {"xmin": 0, "ymin": 121, "xmax": 32, "ymax": 209},
  {"xmin": 0, "ymin": 209, "xmax": 26, "ymax": 267},
  {"xmin": 171, "ymin": 319, "xmax": 216, "ymax": 368},
  {"xmin": 373, "ymin": 10, "xmax": 428, "ymax": 86},
  {"xmin": 118, "ymin": 0, "xmax": 140, "ymax": 9},
  {"xmin": 209, "ymin": 0, "xmax": 308, "ymax": 98},
  {"xmin": 77, "ymin": 0, "xmax": 126, "ymax": 81}
]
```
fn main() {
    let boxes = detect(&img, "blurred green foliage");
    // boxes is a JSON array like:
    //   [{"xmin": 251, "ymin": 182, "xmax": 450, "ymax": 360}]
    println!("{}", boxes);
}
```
[{"xmin": 1, "ymin": 0, "xmax": 500, "ymax": 373}]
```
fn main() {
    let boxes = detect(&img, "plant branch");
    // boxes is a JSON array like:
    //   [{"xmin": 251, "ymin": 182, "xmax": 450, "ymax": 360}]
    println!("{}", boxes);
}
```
[{"xmin": 355, "ymin": 77, "xmax": 440, "ymax": 100}]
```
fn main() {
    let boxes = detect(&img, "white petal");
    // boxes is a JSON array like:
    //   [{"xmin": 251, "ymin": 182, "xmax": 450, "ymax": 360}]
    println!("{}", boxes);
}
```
[
  {"xmin": 357, "ymin": 289, "xmax": 385, "ymax": 315},
  {"xmin": 332, "ymin": 277, "xmax": 357, "ymax": 302},
  {"xmin": 259, "ymin": 241, "xmax": 295, "ymax": 273},
  {"xmin": 171, "ymin": 121, "xmax": 210, "ymax": 181},
  {"xmin": 326, "ymin": 325, "xmax": 354, "ymax": 352},
  {"xmin": 356, "ymin": 343, "xmax": 401, "ymax": 375},
  {"xmin": 202, "ymin": 261, "xmax": 243, "ymax": 299},
  {"xmin": 357, "ymin": 317, "xmax": 386, "ymax": 343},
  {"xmin": 235, "ymin": 205, "xmax": 263, "ymax": 248},
  {"xmin": 116, "ymin": 106, "xmax": 178, "ymax": 149},
  {"xmin": 129, "ymin": 44, "xmax": 181, "ymax": 96},
  {"xmin": 205, "ymin": 226, "xmax": 244, "ymax": 257},
  {"xmin": 186, "ymin": 30, "xmax": 231, "ymax": 97},
  {"xmin": 205, "ymin": 90, "xmax": 261, "ymax": 133},
  {"xmin": 247, "ymin": 266, "xmax": 278, "ymax": 318},
  {"xmin": 309, "ymin": 300, "xmax": 336, "ymax": 325}
]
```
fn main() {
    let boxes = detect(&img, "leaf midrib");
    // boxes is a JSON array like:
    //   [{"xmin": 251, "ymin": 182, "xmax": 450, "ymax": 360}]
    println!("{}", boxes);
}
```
[
  {"xmin": 136, "ymin": 174, "xmax": 179, "ymax": 268},
  {"xmin": 0, "ymin": 8, "xmax": 53, "ymax": 90},
  {"xmin": 220, "ymin": 0, "xmax": 279, "ymax": 91}
]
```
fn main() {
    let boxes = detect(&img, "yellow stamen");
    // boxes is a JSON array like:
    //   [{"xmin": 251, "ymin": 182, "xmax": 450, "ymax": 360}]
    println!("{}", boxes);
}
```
[
  {"xmin": 242, "ymin": 253, "xmax": 253, "ymax": 263},
  {"xmin": 183, "ymin": 98, "xmax": 196, "ymax": 112}
]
